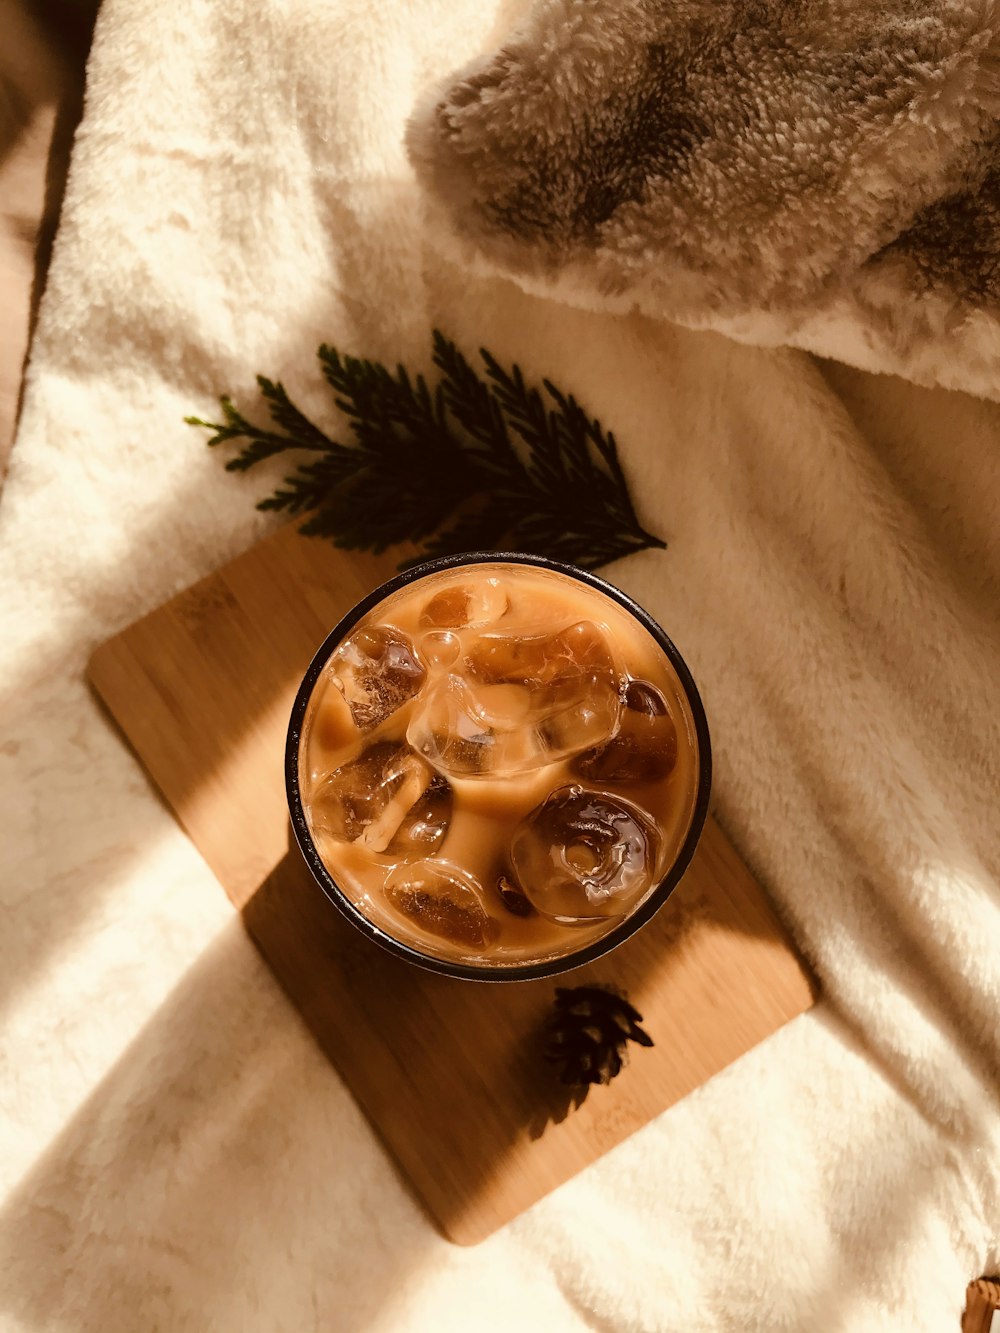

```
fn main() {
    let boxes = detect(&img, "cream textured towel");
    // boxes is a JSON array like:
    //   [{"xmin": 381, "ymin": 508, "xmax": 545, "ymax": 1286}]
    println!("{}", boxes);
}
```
[{"xmin": 1, "ymin": 1, "xmax": 998, "ymax": 1330}]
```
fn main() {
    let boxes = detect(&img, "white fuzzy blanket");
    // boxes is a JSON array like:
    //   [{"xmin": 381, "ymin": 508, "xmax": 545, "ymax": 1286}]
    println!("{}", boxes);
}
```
[{"xmin": 1, "ymin": 1, "xmax": 999, "ymax": 1329}]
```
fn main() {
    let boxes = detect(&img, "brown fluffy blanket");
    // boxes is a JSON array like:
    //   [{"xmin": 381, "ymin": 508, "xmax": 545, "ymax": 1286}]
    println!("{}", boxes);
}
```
[{"xmin": 408, "ymin": 0, "xmax": 1000, "ymax": 398}]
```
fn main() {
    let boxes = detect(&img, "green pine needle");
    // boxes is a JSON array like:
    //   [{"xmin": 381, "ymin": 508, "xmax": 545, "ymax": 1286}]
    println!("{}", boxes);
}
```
[{"xmin": 186, "ymin": 330, "xmax": 666, "ymax": 570}]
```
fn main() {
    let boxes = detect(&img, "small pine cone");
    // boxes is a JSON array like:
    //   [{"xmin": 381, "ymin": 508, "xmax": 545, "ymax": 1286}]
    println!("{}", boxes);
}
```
[{"xmin": 544, "ymin": 985, "xmax": 653, "ymax": 1087}]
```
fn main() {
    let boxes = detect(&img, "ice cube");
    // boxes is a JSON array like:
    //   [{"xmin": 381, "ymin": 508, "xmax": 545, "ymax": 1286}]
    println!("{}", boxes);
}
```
[
  {"xmin": 465, "ymin": 619, "xmax": 612, "ymax": 685},
  {"xmin": 508, "ymin": 785, "xmax": 660, "ymax": 924},
  {"xmin": 308, "ymin": 742, "xmax": 451, "ymax": 855},
  {"xmin": 573, "ymin": 678, "xmax": 678, "ymax": 784},
  {"xmin": 472, "ymin": 620, "xmax": 621, "ymax": 752},
  {"xmin": 386, "ymin": 774, "xmax": 452, "ymax": 856},
  {"xmin": 329, "ymin": 625, "xmax": 426, "ymax": 730},
  {"xmin": 407, "ymin": 620, "xmax": 622, "ymax": 778},
  {"xmin": 407, "ymin": 673, "xmax": 540, "ymax": 776},
  {"xmin": 417, "ymin": 630, "xmax": 461, "ymax": 670},
  {"xmin": 419, "ymin": 579, "xmax": 509, "ymax": 628},
  {"xmin": 383, "ymin": 860, "xmax": 500, "ymax": 949}
]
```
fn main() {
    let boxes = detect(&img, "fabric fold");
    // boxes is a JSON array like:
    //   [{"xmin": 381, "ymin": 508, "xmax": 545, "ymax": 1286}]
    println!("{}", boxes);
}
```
[{"xmin": 408, "ymin": 0, "xmax": 1000, "ymax": 398}]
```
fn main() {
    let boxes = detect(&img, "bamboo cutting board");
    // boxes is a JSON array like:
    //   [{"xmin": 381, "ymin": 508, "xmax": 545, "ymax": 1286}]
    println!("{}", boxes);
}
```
[{"xmin": 88, "ymin": 524, "xmax": 815, "ymax": 1244}]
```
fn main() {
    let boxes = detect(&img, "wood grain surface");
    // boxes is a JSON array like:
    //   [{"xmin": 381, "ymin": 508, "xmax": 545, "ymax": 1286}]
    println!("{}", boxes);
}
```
[
  {"xmin": 89, "ymin": 525, "xmax": 416, "ymax": 908},
  {"xmin": 88, "ymin": 524, "xmax": 816, "ymax": 1243}
]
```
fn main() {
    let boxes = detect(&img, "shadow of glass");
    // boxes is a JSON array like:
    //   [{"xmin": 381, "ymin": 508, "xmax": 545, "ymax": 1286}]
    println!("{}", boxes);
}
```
[
  {"xmin": 7, "ymin": 361, "xmax": 806, "ymax": 1236},
  {"xmin": 243, "ymin": 823, "xmax": 813, "ymax": 1246}
]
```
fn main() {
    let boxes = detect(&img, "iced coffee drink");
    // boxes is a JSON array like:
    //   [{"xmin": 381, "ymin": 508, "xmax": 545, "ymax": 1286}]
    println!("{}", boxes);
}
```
[{"xmin": 291, "ymin": 558, "xmax": 709, "ymax": 975}]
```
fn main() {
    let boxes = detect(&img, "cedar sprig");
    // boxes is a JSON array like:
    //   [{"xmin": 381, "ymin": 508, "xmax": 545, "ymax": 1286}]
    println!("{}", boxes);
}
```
[{"xmin": 186, "ymin": 330, "xmax": 665, "ymax": 569}]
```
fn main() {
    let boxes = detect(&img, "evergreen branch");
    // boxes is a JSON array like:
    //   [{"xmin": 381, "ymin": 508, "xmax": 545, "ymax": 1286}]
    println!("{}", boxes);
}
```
[
  {"xmin": 190, "ymin": 330, "xmax": 666, "ymax": 570},
  {"xmin": 480, "ymin": 350, "xmax": 566, "ymax": 491},
  {"xmin": 256, "ymin": 377, "xmax": 338, "ymax": 453},
  {"xmin": 184, "ymin": 396, "xmax": 293, "ymax": 464},
  {"xmin": 256, "ymin": 455, "xmax": 360, "ymax": 516},
  {"xmin": 223, "ymin": 436, "xmax": 292, "ymax": 473},
  {"xmin": 400, "ymin": 501, "xmax": 510, "ymax": 568},
  {"xmin": 432, "ymin": 332, "xmax": 514, "ymax": 470}
]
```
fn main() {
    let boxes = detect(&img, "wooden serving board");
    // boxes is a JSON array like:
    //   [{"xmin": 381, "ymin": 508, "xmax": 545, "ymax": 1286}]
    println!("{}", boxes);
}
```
[{"xmin": 88, "ymin": 525, "xmax": 815, "ymax": 1244}]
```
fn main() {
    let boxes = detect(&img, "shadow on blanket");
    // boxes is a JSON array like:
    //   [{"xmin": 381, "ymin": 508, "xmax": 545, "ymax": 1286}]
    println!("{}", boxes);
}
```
[
  {"xmin": 0, "ymin": 925, "xmax": 986, "ymax": 1329},
  {"xmin": 4, "ymin": 246, "xmax": 999, "ymax": 1314},
  {"xmin": 0, "ymin": 922, "xmax": 441, "ymax": 1332},
  {"xmin": 0, "ymin": 0, "xmax": 98, "ymax": 469}
]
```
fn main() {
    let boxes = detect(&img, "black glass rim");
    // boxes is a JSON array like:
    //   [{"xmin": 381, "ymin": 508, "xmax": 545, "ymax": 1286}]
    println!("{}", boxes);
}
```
[{"xmin": 286, "ymin": 551, "xmax": 713, "ymax": 983}]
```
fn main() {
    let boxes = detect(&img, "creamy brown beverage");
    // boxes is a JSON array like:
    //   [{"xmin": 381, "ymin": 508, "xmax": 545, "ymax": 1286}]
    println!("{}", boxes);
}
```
[{"xmin": 297, "ymin": 561, "xmax": 704, "ymax": 969}]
